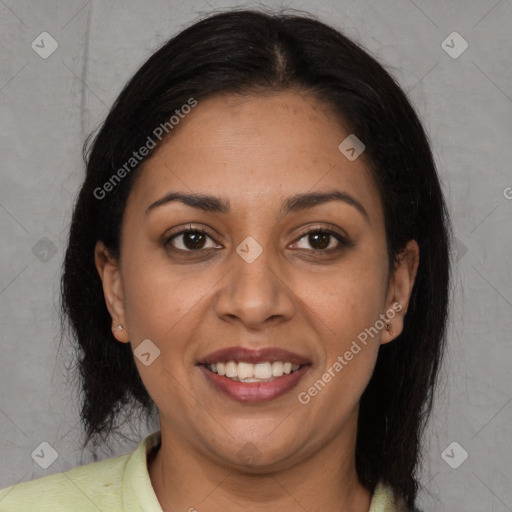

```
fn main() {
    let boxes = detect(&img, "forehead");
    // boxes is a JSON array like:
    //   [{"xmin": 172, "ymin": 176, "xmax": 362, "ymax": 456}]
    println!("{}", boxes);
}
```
[{"xmin": 127, "ymin": 91, "xmax": 383, "ymax": 222}]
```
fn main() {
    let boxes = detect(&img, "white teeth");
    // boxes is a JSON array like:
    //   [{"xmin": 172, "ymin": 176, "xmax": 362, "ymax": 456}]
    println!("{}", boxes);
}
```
[
  {"xmin": 225, "ymin": 361, "xmax": 237, "ymax": 378},
  {"xmin": 272, "ymin": 361, "xmax": 284, "ymax": 376},
  {"xmin": 206, "ymin": 361, "xmax": 302, "ymax": 381},
  {"xmin": 237, "ymin": 362, "xmax": 254, "ymax": 379},
  {"xmin": 254, "ymin": 362, "xmax": 273, "ymax": 379}
]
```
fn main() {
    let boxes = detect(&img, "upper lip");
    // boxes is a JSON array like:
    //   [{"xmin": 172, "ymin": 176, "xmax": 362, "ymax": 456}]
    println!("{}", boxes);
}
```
[{"xmin": 197, "ymin": 346, "xmax": 311, "ymax": 365}]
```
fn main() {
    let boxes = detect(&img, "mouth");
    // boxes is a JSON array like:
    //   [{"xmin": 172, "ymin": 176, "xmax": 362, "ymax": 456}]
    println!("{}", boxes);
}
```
[
  {"xmin": 197, "ymin": 346, "xmax": 311, "ymax": 403},
  {"xmin": 204, "ymin": 360, "xmax": 303, "ymax": 381}
]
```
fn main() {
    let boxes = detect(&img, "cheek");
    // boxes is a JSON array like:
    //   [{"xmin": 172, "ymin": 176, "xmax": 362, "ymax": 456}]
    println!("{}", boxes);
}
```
[
  {"xmin": 295, "ymin": 278, "xmax": 383, "ymax": 429},
  {"xmin": 118, "ymin": 252, "xmax": 216, "ymax": 398},
  {"xmin": 120, "ymin": 259, "xmax": 211, "ymax": 425},
  {"xmin": 294, "ymin": 253, "xmax": 388, "ymax": 409},
  {"xmin": 121, "ymin": 249, "xmax": 215, "ymax": 341},
  {"xmin": 301, "ymin": 256, "xmax": 389, "ymax": 345}
]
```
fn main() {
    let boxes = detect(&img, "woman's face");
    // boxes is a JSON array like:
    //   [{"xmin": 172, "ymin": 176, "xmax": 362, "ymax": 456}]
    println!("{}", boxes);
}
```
[{"xmin": 96, "ymin": 90, "xmax": 418, "ymax": 471}]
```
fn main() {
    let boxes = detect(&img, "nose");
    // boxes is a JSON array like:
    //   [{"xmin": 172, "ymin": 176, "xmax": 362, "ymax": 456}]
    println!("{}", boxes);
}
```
[{"xmin": 214, "ymin": 244, "xmax": 296, "ymax": 329}]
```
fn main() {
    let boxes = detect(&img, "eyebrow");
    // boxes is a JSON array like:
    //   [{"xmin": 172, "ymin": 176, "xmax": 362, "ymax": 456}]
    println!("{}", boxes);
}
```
[{"xmin": 145, "ymin": 190, "xmax": 370, "ymax": 223}]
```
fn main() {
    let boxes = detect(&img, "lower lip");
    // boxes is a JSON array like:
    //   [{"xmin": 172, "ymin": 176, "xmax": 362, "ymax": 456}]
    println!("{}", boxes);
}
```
[{"xmin": 198, "ymin": 364, "xmax": 310, "ymax": 403}]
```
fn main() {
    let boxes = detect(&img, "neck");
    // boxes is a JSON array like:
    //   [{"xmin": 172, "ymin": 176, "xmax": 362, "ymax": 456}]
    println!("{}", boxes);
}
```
[{"xmin": 147, "ymin": 414, "xmax": 372, "ymax": 512}]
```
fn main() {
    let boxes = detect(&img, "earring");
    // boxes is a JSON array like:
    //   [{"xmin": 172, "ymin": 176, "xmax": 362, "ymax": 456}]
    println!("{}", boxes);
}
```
[
  {"xmin": 385, "ymin": 323, "xmax": 393, "ymax": 335},
  {"xmin": 113, "ymin": 324, "xmax": 123, "ymax": 332}
]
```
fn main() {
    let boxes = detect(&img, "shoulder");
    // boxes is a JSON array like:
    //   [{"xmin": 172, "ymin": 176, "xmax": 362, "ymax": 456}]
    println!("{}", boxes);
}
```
[
  {"xmin": 369, "ymin": 481, "xmax": 419, "ymax": 512},
  {"xmin": 0, "ymin": 452, "xmax": 130, "ymax": 511},
  {"xmin": 0, "ymin": 430, "xmax": 162, "ymax": 512}
]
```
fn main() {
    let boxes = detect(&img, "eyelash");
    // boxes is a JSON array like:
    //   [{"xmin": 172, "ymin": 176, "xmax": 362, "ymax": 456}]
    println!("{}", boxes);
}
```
[{"xmin": 163, "ymin": 225, "xmax": 350, "ymax": 255}]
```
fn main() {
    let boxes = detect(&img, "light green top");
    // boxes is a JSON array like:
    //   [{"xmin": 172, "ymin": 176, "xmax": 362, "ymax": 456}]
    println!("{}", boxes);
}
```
[{"xmin": 0, "ymin": 431, "xmax": 405, "ymax": 511}]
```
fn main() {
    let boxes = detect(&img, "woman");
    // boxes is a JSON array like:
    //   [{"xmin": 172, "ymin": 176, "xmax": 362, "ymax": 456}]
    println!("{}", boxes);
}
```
[{"xmin": 0, "ymin": 8, "xmax": 451, "ymax": 511}]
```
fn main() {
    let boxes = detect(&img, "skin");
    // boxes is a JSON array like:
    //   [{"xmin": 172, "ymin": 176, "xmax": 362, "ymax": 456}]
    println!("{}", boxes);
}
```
[{"xmin": 95, "ymin": 90, "xmax": 419, "ymax": 512}]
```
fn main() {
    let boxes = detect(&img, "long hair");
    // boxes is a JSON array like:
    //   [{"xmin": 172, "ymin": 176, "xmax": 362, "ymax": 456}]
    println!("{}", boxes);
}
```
[{"xmin": 61, "ymin": 9, "xmax": 451, "ymax": 509}]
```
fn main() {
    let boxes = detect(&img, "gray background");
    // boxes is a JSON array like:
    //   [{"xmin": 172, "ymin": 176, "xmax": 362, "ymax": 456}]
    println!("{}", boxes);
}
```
[{"xmin": 1, "ymin": 0, "xmax": 511, "ymax": 510}]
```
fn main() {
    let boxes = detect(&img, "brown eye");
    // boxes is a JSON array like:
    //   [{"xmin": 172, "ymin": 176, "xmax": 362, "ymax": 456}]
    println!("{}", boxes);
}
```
[
  {"xmin": 307, "ymin": 231, "xmax": 331, "ymax": 250},
  {"xmin": 293, "ymin": 228, "xmax": 349, "ymax": 252},
  {"xmin": 165, "ymin": 228, "xmax": 220, "ymax": 252}
]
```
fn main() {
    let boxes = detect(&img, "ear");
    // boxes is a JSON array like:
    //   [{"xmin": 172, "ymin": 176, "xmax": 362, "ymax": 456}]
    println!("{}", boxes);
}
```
[
  {"xmin": 94, "ymin": 240, "xmax": 130, "ymax": 343},
  {"xmin": 381, "ymin": 239, "xmax": 419, "ymax": 344}
]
